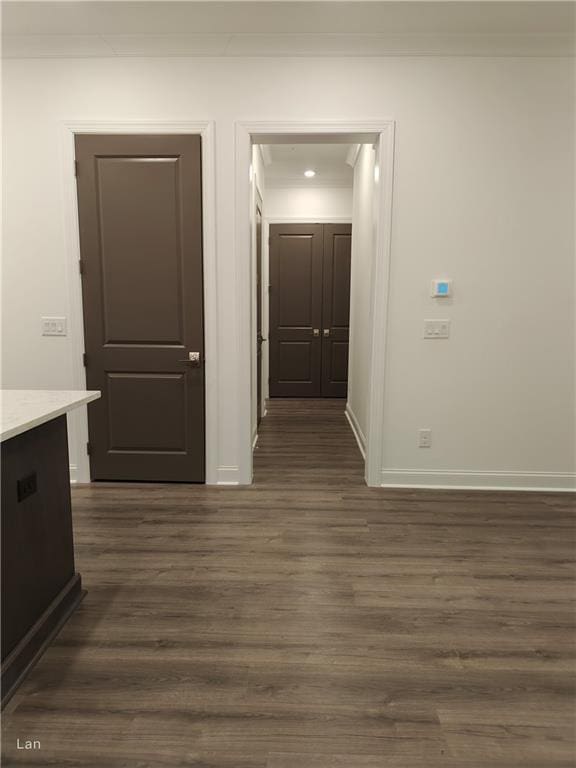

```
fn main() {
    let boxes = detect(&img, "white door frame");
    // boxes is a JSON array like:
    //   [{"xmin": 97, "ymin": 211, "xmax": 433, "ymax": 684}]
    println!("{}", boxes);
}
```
[
  {"xmin": 252, "ymin": 184, "xmax": 265, "ymax": 445},
  {"xmin": 60, "ymin": 120, "xmax": 218, "ymax": 484},
  {"xmin": 234, "ymin": 120, "xmax": 395, "ymax": 486}
]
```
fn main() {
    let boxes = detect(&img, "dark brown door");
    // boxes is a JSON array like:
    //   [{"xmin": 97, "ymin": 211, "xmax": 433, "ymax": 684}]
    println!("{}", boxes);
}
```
[
  {"xmin": 321, "ymin": 224, "xmax": 352, "ymax": 397},
  {"xmin": 75, "ymin": 134, "xmax": 205, "ymax": 482},
  {"xmin": 269, "ymin": 224, "xmax": 323, "ymax": 397},
  {"xmin": 256, "ymin": 199, "xmax": 263, "ymax": 424},
  {"xmin": 269, "ymin": 223, "xmax": 351, "ymax": 398}
]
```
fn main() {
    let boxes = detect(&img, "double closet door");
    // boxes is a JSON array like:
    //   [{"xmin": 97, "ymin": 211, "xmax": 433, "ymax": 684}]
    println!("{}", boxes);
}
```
[{"xmin": 269, "ymin": 223, "xmax": 352, "ymax": 398}]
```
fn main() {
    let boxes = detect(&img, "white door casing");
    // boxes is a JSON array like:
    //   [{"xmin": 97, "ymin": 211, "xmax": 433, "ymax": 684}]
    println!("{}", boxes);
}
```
[{"xmin": 235, "ymin": 120, "xmax": 396, "ymax": 486}]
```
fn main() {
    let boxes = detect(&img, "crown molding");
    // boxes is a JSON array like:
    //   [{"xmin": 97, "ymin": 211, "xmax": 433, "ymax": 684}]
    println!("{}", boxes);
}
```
[
  {"xmin": 266, "ymin": 177, "xmax": 353, "ymax": 189},
  {"xmin": 3, "ymin": 32, "xmax": 574, "ymax": 59}
]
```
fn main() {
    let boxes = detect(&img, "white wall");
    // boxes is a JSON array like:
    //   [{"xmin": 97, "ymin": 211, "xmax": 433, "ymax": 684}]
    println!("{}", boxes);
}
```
[
  {"xmin": 2, "ymin": 56, "xmax": 574, "ymax": 489},
  {"xmin": 265, "ymin": 186, "xmax": 352, "ymax": 220},
  {"xmin": 347, "ymin": 144, "xmax": 376, "ymax": 456}
]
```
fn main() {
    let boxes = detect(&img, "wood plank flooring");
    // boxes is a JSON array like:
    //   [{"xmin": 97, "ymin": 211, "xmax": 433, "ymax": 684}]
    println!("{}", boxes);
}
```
[{"xmin": 2, "ymin": 399, "xmax": 575, "ymax": 767}]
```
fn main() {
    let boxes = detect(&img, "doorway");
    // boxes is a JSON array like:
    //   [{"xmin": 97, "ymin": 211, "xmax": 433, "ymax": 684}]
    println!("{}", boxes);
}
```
[
  {"xmin": 75, "ymin": 133, "xmax": 205, "ymax": 482},
  {"xmin": 238, "ymin": 121, "xmax": 395, "ymax": 486},
  {"xmin": 268, "ymin": 222, "xmax": 352, "ymax": 397}
]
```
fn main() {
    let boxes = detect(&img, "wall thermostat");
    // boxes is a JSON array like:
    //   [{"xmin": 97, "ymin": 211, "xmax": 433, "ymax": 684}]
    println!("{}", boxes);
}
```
[{"xmin": 431, "ymin": 279, "xmax": 452, "ymax": 297}]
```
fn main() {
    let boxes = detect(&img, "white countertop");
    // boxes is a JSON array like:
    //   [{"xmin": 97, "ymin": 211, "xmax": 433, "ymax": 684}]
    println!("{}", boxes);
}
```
[{"xmin": 1, "ymin": 390, "xmax": 101, "ymax": 442}]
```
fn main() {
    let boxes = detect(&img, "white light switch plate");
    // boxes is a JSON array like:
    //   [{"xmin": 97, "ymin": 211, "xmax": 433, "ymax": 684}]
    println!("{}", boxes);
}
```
[
  {"xmin": 42, "ymin": 316, "xmax": 67, "ymax": 336},
  {"xmin": 423, "ymin": 319, "xmax": 450, "ymax": 339}
]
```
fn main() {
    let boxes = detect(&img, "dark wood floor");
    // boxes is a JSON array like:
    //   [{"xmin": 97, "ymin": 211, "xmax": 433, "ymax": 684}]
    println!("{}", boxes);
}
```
[{"xmin": 2, "ymin": 399, "xmax": 575, "ymax": 767}]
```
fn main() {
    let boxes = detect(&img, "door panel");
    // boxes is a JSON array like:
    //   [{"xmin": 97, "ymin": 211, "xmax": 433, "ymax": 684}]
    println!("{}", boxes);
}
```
[
  {"xmin": 269, "ymin": 224, "xmax": 323, "ymax": 397},
  {"xmin": 97, "ymin": 157, "xmax": 184, "ymax": 345},
  {"xmin": 106, "ymin": 373, "xmax": 186, "ymax": 452},
  {"xmin": 278, "ymin": 341, "xmax": 315, "ymax": 383},
  {"xmin": 322, "ymin": 224, "xmax": 352, "ymax": 398},
  {"xmin": 328, "ymin": 341, "xmax": 350, "ymax": 385},
  {"xmin": 75, "ymin": 134, "xmax": 204, "ymax": 482}
]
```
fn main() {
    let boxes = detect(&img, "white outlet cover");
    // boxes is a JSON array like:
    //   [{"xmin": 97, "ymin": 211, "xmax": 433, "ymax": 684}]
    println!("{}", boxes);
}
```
[
  {"xmin": 423, "ymin": 319, "xmax": 450, "ymax": 339},
  {"xmin": 418, "ymin": 428, "xmax": 432, "ymax": 447}
]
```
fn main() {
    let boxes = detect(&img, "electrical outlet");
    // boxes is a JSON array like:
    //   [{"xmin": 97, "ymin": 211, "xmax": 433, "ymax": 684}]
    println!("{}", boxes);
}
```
[
  {"xmin": 17, "ymin": 472, "xmax": 37, "ymax": 502},
  {"xmin": 423, "ymin": 319, "xmax": 450, "ymax": 339},
  {"xmin": 42, "ymin": 316, "xmax": 67, "ymax": 336},
  {"xmin": 418, "ymin": 428, "xmax": 432, "ymax": 448}
]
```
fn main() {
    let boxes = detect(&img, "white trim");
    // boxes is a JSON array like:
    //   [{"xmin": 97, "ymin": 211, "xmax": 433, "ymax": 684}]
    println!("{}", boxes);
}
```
[
  {"xmin": 262, "ymin": 219, "xmax": 270, "ymax": 403},
  {"xmin": 249, "ymin": 124, "xmax": 383, "ymax": 144},
  {"xmin": 252, "ymin": 432, "xmax": 259, "ymax": 449},
  {"xmin": 69, "ymin": 464, "xmax": 78, "ymax": 484},
  {"xmin": 266, "ymin": 178, "xmax": 353, "ymax": 189},
  {"xmin": 216, "ymin": 465, "xmax": 242, "ymax": 485},
  {"xmin": 235, "ymin": 119, "xmax": 395, "ymax": 487},
  {"xmin": 345, "ymin": 403, "xmax": 366, "ymax": 459},
  {"xmin": 259, "ymin": 145, "xmax": 273, "ymax": 167},
  {"xmin": 346, "ymin": 143, "xmax": 362, "ymax": 168},
  {"xmin": 250, "ymin": 180, "xmax": 264, "ymax": 447},
  {"xmin": 3, "ymin": 34, "xmax": 573, "ymax": 61},
  {"xmin": 380, "ymin": 469, "xmax": 576, "ymax": 492},
  {"xmin": 60, "ymin": 120, "xmax": 219, "ymax": 484},
  {"xmin": 235, "ymin": 124, "xmax": 255, "ymax": 484},
  {"xmin": 365, "ymin": 122, "xmax": 395, "ymax": 486},
  {"xmin": 256, "ymin": 192, "xmax": 267, "ymax": 420},
  {"xmin": 253, "ymin": 171, "xmax": 265, "ymax": 205},
  {"xmin": 266, "ymin": 216, "xmax": 352, "ymax": 224}
]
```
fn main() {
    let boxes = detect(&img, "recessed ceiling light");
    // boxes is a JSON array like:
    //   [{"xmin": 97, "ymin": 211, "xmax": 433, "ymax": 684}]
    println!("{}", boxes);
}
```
[{"xmin": 304, "ymin": 169, "xmax": 316, "ymax": 178}]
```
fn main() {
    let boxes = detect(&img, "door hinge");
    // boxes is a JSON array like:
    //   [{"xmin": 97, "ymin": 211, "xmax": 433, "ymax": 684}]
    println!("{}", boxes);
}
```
[
  {"xmin": 74, "ymin": 160, "xmax": 79, "ymax": 177},
  {"xmin": 82, "ymin": 352, "xmax": 87, "ymax": 367},
  {"xmin": 79, "ymin": 259, "xmax": 84, "ymax": 275},
  {"xmin": 86, "ymin": 442, "xmax": 92, "ymax": 456}
]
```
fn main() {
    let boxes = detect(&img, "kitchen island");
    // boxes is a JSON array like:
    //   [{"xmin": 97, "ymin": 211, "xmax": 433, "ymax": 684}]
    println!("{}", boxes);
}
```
[{"xmin": 1, "ymin": 390, "xmax": 100, "ymax": 706}]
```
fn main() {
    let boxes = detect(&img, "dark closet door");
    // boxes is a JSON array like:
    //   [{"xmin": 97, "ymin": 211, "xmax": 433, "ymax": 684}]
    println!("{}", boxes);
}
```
[
  {"xmin": 75, "ymin": 134, "xmax": 205, "ymax": 482},
  {"xmin": 269, "ymin": 223, "xmax": 323, "ymax": 397},
  {"xmin": 321, "ymin": 224, "xmax": 352, "ymax": 397}
]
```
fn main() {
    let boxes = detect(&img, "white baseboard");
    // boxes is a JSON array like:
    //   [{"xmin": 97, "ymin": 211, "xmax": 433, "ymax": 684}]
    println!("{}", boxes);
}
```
[
  {"xmin": 345, "ymin": 403, "xmax": 366, "ymax": 459},
  {"xmin": 72, "ymin": 461, "xmax": 574, "ymax": 492},
  {"xmin": 252, "ymin": 432, "xmax": 258, "ymax": 449},
  {"xmin": 215, "ymin": 465, "xmax": 242, "ymax": 485},
  {"xmin": 380, "ymin": 468, "xmax": 576, "ymax": 492},
  {"xmin": 71, "ymin": 463, "xmax": 245, "ymax": 486}
]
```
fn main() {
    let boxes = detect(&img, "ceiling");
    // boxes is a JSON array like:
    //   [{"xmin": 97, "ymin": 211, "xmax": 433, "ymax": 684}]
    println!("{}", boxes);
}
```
[
  {"xmin": 261, "ymin": 144, "xmax": 354, "ymax": 188},
  {"xmin": 2, "ymin": 1, "xmax": 574, "ymax": 57}
]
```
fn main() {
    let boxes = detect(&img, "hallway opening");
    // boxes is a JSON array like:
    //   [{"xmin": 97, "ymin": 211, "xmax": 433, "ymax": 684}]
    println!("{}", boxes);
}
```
[
  {"xmin": 253, "ymin": 399, "xmax": 365, "ymax": 488},
  {"xmin": 240, "ymin": 124, "xmax": 395, "ymax": 487}
]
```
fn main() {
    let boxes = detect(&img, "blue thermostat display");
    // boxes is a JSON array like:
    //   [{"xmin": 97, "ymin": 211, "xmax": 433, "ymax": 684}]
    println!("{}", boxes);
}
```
[{"xmin": 431, "ymin": 279, "xmax": 452, "ymax": 297}]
